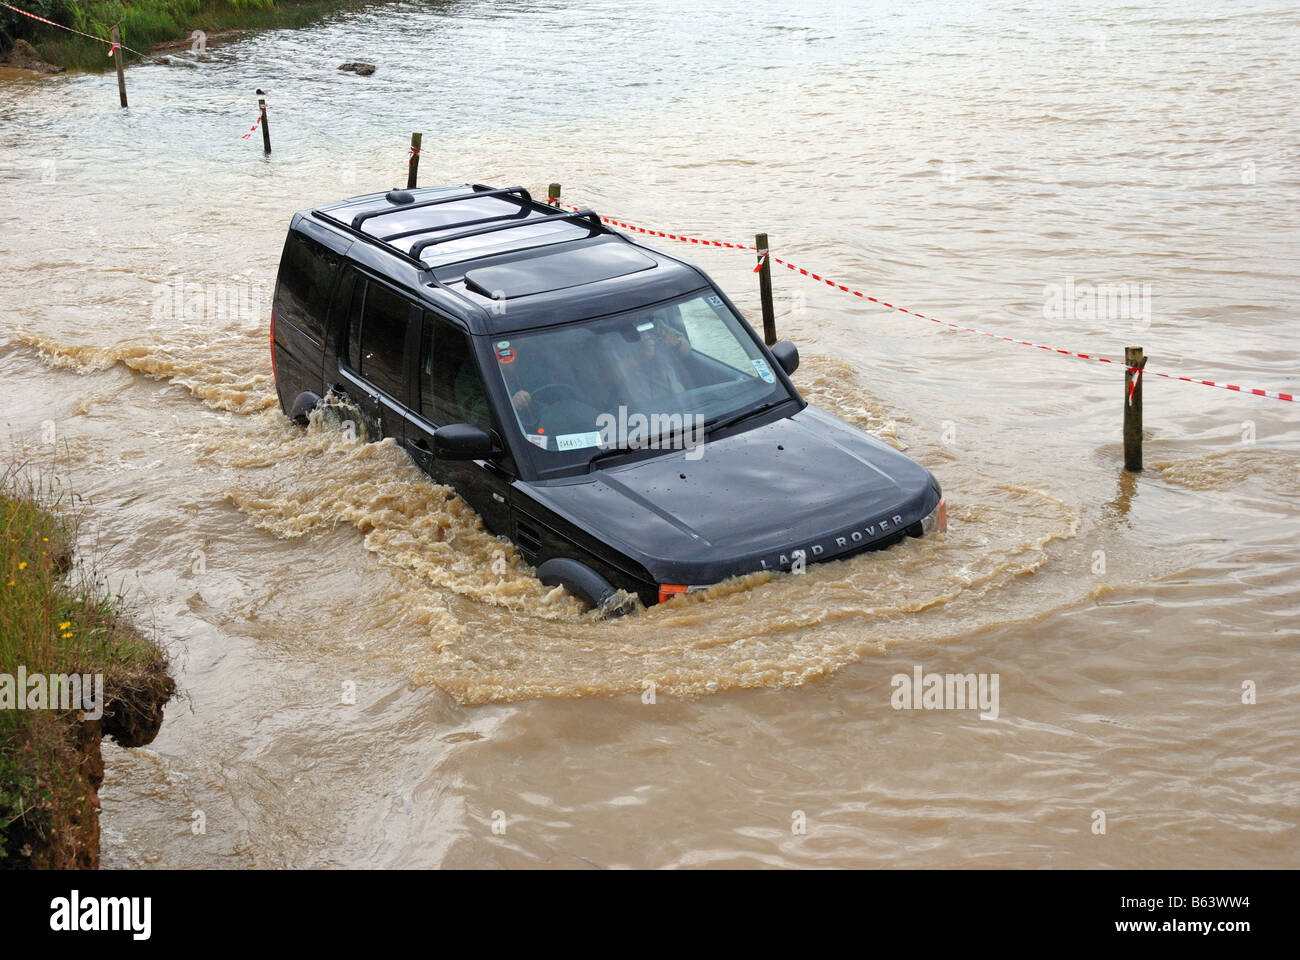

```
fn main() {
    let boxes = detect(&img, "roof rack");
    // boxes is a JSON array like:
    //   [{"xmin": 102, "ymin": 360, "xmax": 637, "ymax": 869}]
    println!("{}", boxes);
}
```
[
  {"xmin": 310, "ymin": 190, "xmax": 605, "ymax": 273},
  {"xmin": 350, "ymin": 185, "xmax": 532, "ymax": 230},
  {"xmin": 408, "ymin": 209, "xmax": 604, "ymax": 260}
]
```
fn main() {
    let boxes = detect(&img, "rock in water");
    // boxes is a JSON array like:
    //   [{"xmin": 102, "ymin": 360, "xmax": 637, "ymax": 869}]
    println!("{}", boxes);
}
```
[
  {"xmin": 338, "ymin": 61, "xmax": 376, "ymax": 76},
  {"xmin": 2, "ymin": 39, "xmax": 67, "ymax": 74}
]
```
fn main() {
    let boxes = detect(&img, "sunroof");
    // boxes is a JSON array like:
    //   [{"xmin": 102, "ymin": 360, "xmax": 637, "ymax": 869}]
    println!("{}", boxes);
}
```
[
  {"xmin": 463, "ymin": 241, "xmax": 656, "ymax": 299},
  {"xmin": 364, "ymin": 196, "xmax": 532, "ymax": 238}
]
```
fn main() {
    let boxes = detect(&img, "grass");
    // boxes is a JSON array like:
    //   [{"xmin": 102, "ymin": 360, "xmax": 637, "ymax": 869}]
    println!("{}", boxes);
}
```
[
  {"xmin": 0, "ymin": 466, "xmax": 171, "ymax": 867},
  {"xmin": 2, "ymin": 0, "xmax": 375, "ymax": 72}
]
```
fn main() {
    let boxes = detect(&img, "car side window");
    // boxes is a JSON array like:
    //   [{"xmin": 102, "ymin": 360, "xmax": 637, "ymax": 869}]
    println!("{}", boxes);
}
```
[
  {"xmin": 274, "ymin": 231, "xmax": 340, "ymax": 343},
  {"xmin": 344, "ymin": 274, "xmax": 364, "ymax": 371},
  {"xmin": 420, "ymin": 312, "xmax": 490, "ymax": 431},
  {"xmin": 345, "ymin": 278, "xmax": 411, "ymax": 400}
]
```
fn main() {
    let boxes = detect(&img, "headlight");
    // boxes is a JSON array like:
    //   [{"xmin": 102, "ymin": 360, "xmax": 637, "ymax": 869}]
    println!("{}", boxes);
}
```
[{"xmin": 920, "ymin": 497, "xmax": 947, "ymax": 535}]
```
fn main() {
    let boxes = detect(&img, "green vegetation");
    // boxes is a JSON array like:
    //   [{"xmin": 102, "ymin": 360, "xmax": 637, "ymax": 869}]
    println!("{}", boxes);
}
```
[
  {"xmin": 0, "ymin": 468, "xmax": 172, "ymax": 868},
  {"xmin": 1, "ymin": 0, "xmax": 367, "ymax": 71}
]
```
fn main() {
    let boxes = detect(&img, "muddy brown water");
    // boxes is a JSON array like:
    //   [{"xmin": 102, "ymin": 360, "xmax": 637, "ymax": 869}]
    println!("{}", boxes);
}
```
[{"xmin": 1, "ymin": 0, "xmax": 1297, "ymax": 867}]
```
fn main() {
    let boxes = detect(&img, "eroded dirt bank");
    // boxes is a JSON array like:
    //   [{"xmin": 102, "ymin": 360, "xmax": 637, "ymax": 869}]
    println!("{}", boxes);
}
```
[{"xmin": 1, "ymin": 487, "xmax": 175, "ymax": 869}]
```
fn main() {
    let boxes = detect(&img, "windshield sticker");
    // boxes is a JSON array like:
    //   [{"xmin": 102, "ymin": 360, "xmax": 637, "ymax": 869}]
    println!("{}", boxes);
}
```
[
  {"xmin": 525, "ymin": 433, "xmax": 547, "ymax": 450},
  {"xmin": 752, "ymin": 357, "xmax": 776, "ymax": 383},
  {"xmin": 496, "ymin": 342, "xmax": 516, "ymax": 364},
  {"xmin": 707, "ymin": 295, "xmax": 723, "ymax": 307},
  {"xmin": 554, "ymin": 431, "xmax": 603, "ymax": 451}
]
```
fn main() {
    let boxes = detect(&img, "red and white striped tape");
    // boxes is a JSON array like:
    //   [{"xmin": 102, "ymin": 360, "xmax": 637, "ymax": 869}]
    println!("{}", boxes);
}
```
[
  {"xmin": 1, "ymin": 2, "xmax": 165, "ymax": 63},
  {"xmin": 1129, "ymin": 366, "xmax": 1143, "ymax": 406},
  {"xmin": 550, "ymin": 200, "xmax": 1294, "ymax": 403}
]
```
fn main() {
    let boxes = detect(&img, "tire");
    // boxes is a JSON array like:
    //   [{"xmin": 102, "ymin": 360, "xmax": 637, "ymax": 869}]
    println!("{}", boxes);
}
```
[
  {"xmin": 289, "ymin": 391, "xmax": 323, "ymax": 425},
  {"xmin": 536, "ymin": 557, "xmax": 628, "ymax": 616}
]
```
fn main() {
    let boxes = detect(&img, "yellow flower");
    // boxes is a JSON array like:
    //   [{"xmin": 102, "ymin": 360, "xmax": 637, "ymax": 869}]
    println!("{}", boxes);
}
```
[
  {"xmin": 61, "ymin": 631, "xmax": 73, "ymax": 639},
  {"xmin": 58, "ymin": 621, "xmax": 70, "ymax": 630},
  {"xmin": 18, "ymin": 561, "xmax": 26, "ymax": 570}
]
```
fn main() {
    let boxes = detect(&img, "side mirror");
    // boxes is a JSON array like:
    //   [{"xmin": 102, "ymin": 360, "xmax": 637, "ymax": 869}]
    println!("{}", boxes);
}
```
[
  {"xmin": 770, "ymin": 340, "xmax": 799, "ymax": 376},
  {"xmin": 433, "ymin": 423, "xmax": 498, "ymax": 461}
]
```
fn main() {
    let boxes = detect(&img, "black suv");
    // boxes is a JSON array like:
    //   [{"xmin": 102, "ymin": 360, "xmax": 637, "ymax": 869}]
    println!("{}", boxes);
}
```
[{"xmin": 271, "ymin": 184, "xmax": 945, "ymax": 611}]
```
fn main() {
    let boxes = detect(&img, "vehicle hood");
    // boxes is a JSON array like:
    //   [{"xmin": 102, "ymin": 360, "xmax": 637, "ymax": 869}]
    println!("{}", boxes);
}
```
[{"xmin": 522, "ymin": 406, "xmax": 939, "ymax": 583}]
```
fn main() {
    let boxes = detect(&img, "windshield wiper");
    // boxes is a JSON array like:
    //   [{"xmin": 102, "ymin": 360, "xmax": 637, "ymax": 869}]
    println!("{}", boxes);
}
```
[
  {"xmin": 586, "ymin": 436, "xmax": 666, "ymax": 471},
  {"xmin": 585, "ymin": 401, "xmax": 788, "ymax": 471},
  {"xmin": 586, "ymin": 430, "xmax": 687, "ymax": 471},
  {"xmin": 704, "ymin": 399, "xmax": 789, "ymax": 437}
]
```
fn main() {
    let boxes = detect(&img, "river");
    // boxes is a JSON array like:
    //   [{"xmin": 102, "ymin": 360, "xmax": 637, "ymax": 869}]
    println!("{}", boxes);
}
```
[{"xmin": 1, "ymin": 0, "xmax": 1297, "ymax": 867}]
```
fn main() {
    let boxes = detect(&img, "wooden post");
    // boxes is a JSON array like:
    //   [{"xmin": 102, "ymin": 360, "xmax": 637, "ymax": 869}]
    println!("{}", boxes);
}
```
[
  {"xmin": 547, "ymin": 182, "xmax": 561, "ymax": 206},
  {"xmin": 407, "ymin": 132, "xmax": 422, "ymax": 189},
  {"xmin": 755, "ymin": 232, "xmax": 776, "ymax": 345},
  {"xmin": 111, "ymin": 26, "xmax": 127, "ymax": 108},
  {"xmin": 257, "ymin": 92, "xmax": 271, "ymax": 154},
  {"xmin": 1124, "ymin": 345, "xmax": 1145, "ymax": 472}
]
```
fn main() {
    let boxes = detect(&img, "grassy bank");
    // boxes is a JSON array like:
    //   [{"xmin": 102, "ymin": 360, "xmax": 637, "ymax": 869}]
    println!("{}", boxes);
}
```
[
  {"xmin": 0, "ymin": 0, "xmax": 371, "ymax": 72},
  {"xmin": 0, "ymin": 469, "xmax": 173, "ymax": 868}
]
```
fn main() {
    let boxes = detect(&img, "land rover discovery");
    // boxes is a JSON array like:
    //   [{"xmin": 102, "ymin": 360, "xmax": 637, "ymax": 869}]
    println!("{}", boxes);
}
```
[{"xmin": 270, "ymin": 184, "xmax": 945, "ymax": 611}]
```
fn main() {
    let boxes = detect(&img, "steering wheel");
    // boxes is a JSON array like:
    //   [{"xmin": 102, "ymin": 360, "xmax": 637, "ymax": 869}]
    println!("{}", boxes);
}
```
[{"xmin": 528, "ymin": 382, "xmax": 582, "ymax": 406}]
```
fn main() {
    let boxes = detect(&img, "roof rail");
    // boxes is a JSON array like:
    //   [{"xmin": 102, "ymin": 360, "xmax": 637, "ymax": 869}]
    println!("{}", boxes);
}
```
[
  {"xmin": 350, "ymin": 184, "xmax": 532, "ymax": 230},
  {"xmin": 408, "ymin": 209, "xmax": 604, "ymax": 261},
  {"xmin": 310, "ymin": 208, "xmax": 428, "ymax": 268}
]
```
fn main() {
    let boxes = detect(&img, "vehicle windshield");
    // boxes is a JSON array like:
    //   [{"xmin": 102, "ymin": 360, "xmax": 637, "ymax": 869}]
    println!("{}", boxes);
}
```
[{"xmin": 489, "ymin": 290, "xmax": 791, "ymax": 468}]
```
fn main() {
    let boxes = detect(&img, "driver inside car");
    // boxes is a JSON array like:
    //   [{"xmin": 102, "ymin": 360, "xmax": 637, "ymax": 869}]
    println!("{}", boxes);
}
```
[
  {"xmin": 450, "ymin": 341, "xmax": 539, "ymax": 432},
  {"xmin": 492, "ymin": 342, "xmax": 542, "ymax": 430},
  {"xmin": 494, "ymin": 335, "xmax": 602, "ymax": 443}
]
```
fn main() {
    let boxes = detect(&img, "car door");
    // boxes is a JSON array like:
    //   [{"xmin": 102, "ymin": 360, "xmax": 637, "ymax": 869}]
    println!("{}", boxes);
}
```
[
  {"xmin": 404, "ymin": 310, "xmax": 514, "ymax": 536},
  {"xmin": 333, "ymin": 273, "xmax": 417, "ymax": 444}
]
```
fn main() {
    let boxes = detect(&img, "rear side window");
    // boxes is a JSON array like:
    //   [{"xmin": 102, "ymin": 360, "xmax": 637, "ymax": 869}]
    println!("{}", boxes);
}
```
[
  {"xmin": 274, "ymin": 231, "xmax": 340, "ymax": 342},
  {"xmin": 343, "ymin": 278, "xmax": 412, "ymax": 401}
]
